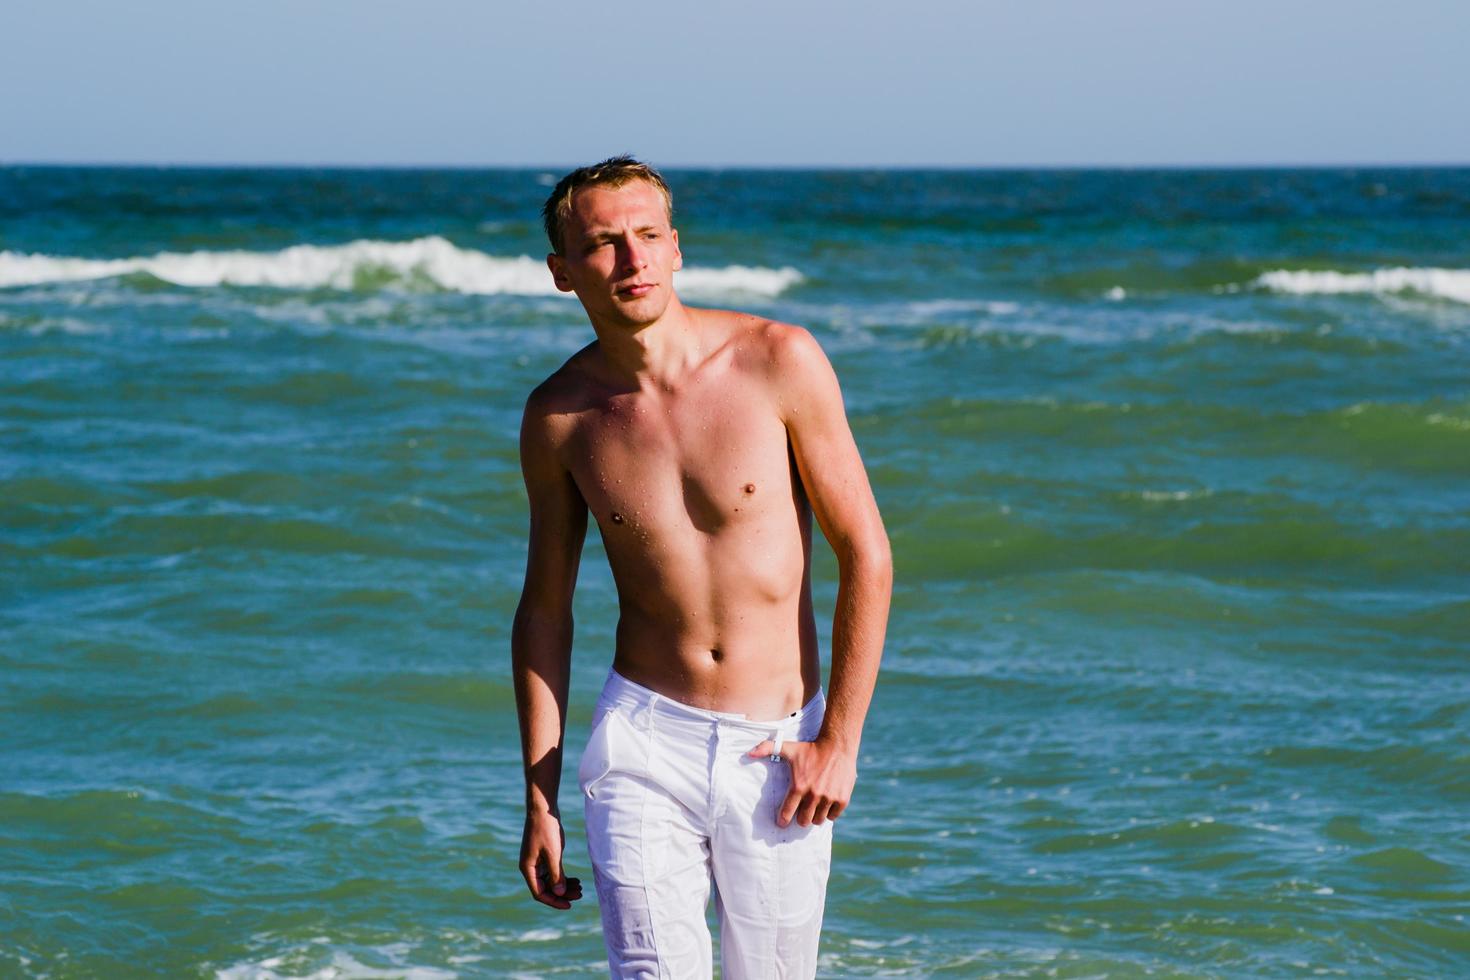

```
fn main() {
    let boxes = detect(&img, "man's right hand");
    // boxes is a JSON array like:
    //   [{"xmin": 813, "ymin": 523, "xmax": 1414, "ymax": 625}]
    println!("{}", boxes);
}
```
[{"xmin": 519, "ymin": 809, "xmax": 583, "ymax": 910}]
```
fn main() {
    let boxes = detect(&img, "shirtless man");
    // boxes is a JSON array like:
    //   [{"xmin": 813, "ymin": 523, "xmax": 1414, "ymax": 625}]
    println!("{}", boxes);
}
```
[{"xmin": 512, "ymin": 156, "xmax": 891, "ymax": 979}]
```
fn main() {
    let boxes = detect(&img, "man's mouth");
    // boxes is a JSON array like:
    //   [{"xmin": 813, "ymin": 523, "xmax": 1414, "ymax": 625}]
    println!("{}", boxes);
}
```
[{"xmin": 617, "ymin": 282, "xmax": 655, "ymax": 298}]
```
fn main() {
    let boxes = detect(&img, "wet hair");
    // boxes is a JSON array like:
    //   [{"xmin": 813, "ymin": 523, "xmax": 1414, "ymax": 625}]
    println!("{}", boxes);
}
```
[{"xmin": 541, "ymin": 155, "xmax": 674, "ymax": 255}]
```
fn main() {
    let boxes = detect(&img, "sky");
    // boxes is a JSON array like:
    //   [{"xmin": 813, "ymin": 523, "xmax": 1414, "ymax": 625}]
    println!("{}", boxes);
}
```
[{"xmin": 5, "ymin": 0, "xmax": 1468, "ymax": 168}]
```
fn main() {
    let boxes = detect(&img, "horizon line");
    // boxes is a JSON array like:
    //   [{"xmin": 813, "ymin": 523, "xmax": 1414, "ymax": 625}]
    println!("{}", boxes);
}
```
[{"xmin": 5, "ymin": 158, "xmax": 1470, "ymax": 172}]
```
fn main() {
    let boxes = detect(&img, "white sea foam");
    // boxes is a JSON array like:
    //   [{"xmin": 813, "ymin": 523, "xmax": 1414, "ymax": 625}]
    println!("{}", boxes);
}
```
[
  {"xmin": 1139, "ymin": 489, "xmax": 1211, "ymax": 502},
  {"xmin": 1254, "ymin": 267, "xmax": 1470, "ymax": 304},
  {"xmin": 680, "ymin": 263, "xmax": 804, "ymax": 297},
  {"xmin": 904, "ymin": 298, "xmax": 1021, "ymax": 317},
  {"xmin": 0, "ymin": 237, "xmax": 802, "ymax": 299},
  {"xmin": 1426, "ymin": 412, "xmax": 1470, "ymax": 431},
  {"xmin": 215, "ymin": 949, "xmax": 456, "ymax": 980},
  {"xmin": 0, "ymin": 314, "xmax": 111, "ymax": 336}
]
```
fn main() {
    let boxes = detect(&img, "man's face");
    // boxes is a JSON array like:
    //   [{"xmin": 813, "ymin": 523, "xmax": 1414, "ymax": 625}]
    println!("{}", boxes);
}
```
[{"xmin": 547, "ymin": 180, "xmax": 682, "ymax": 330}]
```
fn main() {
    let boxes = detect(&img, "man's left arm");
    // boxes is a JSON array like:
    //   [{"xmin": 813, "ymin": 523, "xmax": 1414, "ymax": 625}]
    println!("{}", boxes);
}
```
[{"xmin": 748, "ymin": 324, "xmax": 893, "ymax": 828}]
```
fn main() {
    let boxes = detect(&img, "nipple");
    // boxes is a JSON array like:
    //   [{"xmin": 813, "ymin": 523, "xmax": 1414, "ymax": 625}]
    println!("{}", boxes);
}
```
[
  {"xmin": 743, "ymin": 483, "xmax": 756, "ymax": 494},
  {"xmin": 611, "ymin": 512, "xmax": 625, "ymax": 525}
]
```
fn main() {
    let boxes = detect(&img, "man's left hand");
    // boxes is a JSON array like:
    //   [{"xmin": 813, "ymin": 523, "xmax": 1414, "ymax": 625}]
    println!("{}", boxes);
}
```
[{"xmin": 747, "ymin": 736, "xmax": 857, "ymax": 827}]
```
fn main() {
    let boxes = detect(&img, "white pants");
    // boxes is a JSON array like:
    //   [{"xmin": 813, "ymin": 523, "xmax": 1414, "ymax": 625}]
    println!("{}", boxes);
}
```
[{"xmin": 579, "ymin": 669, "xmax": 832, "ymax": 979}]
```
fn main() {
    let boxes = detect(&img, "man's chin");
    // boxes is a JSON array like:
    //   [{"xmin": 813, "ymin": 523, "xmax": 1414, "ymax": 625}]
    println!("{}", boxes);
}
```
[{"xmin": 610, "ymin": 293, "xmax": 674, "ymax": 327}]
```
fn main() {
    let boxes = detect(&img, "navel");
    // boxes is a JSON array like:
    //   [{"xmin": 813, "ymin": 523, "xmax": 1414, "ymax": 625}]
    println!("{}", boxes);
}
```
[{"xmin": 709, "ymin": 648, "xmax": 723, "ymax": 662}]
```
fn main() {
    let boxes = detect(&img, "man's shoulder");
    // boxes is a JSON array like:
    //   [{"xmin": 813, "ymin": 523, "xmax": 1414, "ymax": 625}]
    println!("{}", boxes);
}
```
[
  {"xmin": 712, "ymin": 312, "xmax": 842, "ymax": 423},
  {"xmin": 521, "ymin": 343, "xmax": 606, "ymax": 454},
  {"xmin": 746, "ymin": 318, "xmax": 834, "ymax": 394},
  {"xmin": 524, "ymin": 342, "xmax": 602, "ymax": 418},
  {"xmin": 705, "ymin": 309, "xmax": 825, "ymax": 376}
]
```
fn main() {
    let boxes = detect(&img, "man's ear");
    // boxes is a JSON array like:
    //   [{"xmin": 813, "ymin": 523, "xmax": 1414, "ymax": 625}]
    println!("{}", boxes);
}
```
[
  {"xmin": 671, "ymin": 228, "xmax": 682, "ymax": 272},
  {"xmin": 547, "ymin": 253, "xmax": 574, "ymax": 293}
]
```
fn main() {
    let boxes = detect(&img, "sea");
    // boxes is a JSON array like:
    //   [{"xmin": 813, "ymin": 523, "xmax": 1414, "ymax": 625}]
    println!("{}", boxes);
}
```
[{"xmin": 2, "ymin": 166, "xmax": 1467, "ymax": 978}]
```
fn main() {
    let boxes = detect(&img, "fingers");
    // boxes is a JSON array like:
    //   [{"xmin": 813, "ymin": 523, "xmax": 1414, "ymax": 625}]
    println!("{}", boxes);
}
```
[
  {"xmin": 526, "ymin": 859, "xmax": 584, "ymax": 909},
  {"xmin": 749, "ymin": 738, "xmax": 806, "ymax": 760},
  {"xmin": 777, "ymin": 784, "xmax": 803, "ymax": 828},
  {"xmin": 747, "ymin": 739, "xmax": 774, "ymax": 759},
  {"xmin": 756, "ymin": 739, "xmax": 855, "ymax": 827},
  {"xmin": 776, "ymin": 766, "xmax": 850, "ymax": 827},
  {"xmin": 747, "ymin": 738, "xmax": 782, "ymax": 759},
  {"xmin": 779, "ymin": 788, "xmax": 842, "ymax": 828},
  {"xmin": 796, "ymin": 793, "xmax": 822, "ymax": 828},
  {"xmin": 808, "ymin": 798, "xmax": 848, "ymax": 825},
  {"xmin": 784, "ymin": 793, "xmax": 848, "ymax": 827},
  {"xmin": 521, "ymin": 845, "xmax": 583, "ymax": 910},
  {"xmin": 521, "ymin": 810, "xmax": 584, "ymax": 910},
  {"xmin": 534, "ymin": 874, "xmax": 584, "ymax": 910},
  {"xmin": 534, "ymin": 862, "xmax": 569, "ymax": 907}
]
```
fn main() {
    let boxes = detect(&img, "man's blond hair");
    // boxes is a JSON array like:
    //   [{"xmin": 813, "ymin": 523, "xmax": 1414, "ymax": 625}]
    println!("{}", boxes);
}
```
[{"xmin": 542, "ymin": 155, "xmax": 674, "ymax": 256}]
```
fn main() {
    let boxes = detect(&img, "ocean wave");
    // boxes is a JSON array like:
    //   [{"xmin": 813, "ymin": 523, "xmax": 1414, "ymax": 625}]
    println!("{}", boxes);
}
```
[
  {"xmin": 0, "ymin": 236, "xmax": 803, "ymax": 298},
  {"xmin": 1254, "ymin": 267, "xmax": 1470, "ymax": 304},
  {"xmin": 902, "ymin": 298, "xmax": 1021, "ymax": 317},
  {"xmin": 215, "ymin": 946, "xmax": 457, "ymax": 980},
  {"xmin": 677, "ymin": 263, "xmax": 803, "ymax": 297}
]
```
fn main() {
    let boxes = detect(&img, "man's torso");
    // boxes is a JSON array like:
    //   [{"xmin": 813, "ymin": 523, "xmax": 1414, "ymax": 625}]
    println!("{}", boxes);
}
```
[{"xmin": 538, "ymin": 310, "xmax": 819, "ymax": 718}]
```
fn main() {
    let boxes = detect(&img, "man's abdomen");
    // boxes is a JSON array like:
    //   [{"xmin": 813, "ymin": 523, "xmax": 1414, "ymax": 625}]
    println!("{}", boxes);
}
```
[{"xmin": 607, "ymin": 530, "xmax": 818, "ymax": 718}]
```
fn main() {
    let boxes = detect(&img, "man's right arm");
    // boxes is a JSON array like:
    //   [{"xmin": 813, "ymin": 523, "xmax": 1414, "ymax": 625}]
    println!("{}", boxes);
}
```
[{"xmin": 511, "ymin": 386, "xmax": 589, "ymax": 910}]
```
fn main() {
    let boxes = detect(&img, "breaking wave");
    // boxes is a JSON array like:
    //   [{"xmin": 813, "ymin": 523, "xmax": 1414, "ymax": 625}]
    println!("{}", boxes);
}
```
[
  {"xmin": 1254, "ymin": 267, "xmax": 1470, "ymax": 304},
  {"xmin": 0, "ymin": 236, "xmax": 803, "ymax": 299}
]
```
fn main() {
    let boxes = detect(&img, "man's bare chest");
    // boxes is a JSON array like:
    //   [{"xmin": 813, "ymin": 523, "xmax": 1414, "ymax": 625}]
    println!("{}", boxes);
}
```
[{"xmin": 564, "ymin": 391, "xmax": 795, "ymax": 535}]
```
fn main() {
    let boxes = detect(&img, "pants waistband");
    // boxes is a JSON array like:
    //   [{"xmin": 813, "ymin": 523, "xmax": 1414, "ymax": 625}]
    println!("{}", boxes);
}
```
[{"xmin": 598, "ymin": 668, "xmax": 824, "ymax": 736}]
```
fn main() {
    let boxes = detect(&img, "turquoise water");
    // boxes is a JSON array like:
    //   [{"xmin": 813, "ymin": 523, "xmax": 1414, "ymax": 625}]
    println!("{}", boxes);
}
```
[{"xmin": 3, "ymin": 166, "xmax": 1468, "ymax": 977}]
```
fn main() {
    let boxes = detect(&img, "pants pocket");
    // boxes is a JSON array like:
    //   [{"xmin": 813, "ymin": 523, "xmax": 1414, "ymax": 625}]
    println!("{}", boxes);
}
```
[{"xmin": 577, "ymin": 706, "xmax": 619, "ymax": 798}]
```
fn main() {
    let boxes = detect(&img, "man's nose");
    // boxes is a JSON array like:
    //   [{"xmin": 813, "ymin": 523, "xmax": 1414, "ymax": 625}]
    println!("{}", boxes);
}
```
[{"xmin": 618, "ymin": 235, "xmax": 648, "ymax": 271}]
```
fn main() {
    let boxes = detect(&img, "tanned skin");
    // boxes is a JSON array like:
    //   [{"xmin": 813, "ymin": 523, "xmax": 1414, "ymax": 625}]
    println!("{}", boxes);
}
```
[{"xmin": 512, "ymin": 179, "xmax": 892, "ymax": 910}]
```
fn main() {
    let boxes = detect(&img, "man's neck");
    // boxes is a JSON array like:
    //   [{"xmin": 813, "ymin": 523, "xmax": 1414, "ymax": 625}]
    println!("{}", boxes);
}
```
[{"xmin": 590, "ymin": 297, "xmax": 707, "ymax": 389}]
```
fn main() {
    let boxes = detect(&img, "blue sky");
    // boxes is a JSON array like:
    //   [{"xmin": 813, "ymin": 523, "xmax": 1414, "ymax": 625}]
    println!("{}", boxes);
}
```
[{"xmin": 5, "ymin": 0, "xmax": 1467, "ymax": 167}]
